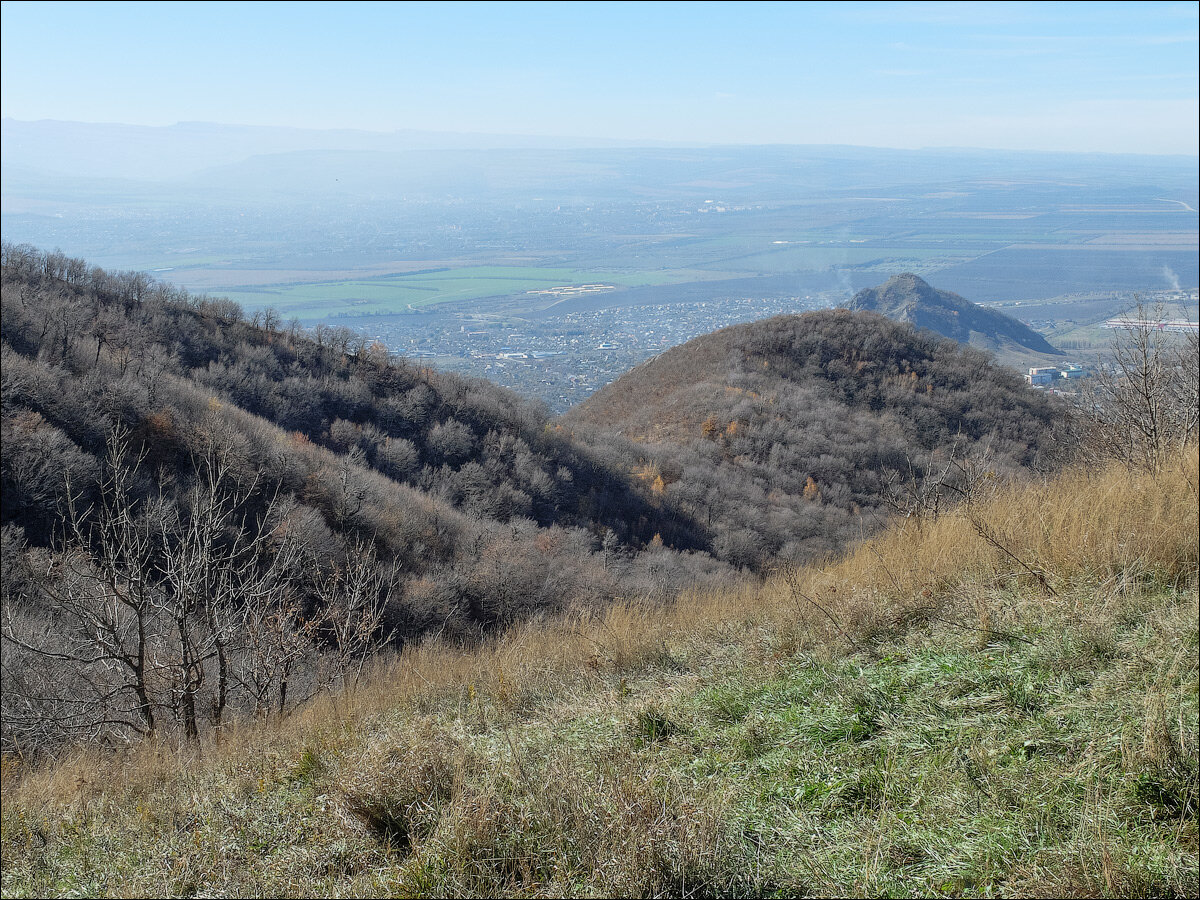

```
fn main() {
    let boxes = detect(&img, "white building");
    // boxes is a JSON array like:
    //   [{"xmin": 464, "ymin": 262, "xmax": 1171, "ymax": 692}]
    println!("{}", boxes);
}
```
[{"xmin": 1026, "ymin": 367, "xmax": 1058, "ymax": 386}]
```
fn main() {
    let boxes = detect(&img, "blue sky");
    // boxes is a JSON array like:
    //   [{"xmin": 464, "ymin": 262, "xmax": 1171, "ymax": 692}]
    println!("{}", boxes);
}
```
[{"xmin": 1, "ymin": 1, "xmax": 1196, "ymax": 154}]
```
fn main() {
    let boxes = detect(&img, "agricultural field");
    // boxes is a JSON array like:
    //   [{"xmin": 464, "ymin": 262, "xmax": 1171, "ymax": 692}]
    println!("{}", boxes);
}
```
[
  {"xmin": 5, "ymin": 143, "xmax": 1194, "ymax": 342},
  {"xmin": 216, "ymin": 266, "xmax": 731, "ymax": 322},
  {"xmin": 711, "ymin": 244, "xmax": 975, "ymax": 275},
  {"xmin": 934, "ymin": 247, "xmax": 1199, "ymax": 302}
]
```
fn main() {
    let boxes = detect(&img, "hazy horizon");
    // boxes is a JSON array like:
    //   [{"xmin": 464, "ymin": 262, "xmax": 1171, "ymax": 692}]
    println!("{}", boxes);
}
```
[
  {"xmin": 5, "ymin": 115, "xmax": 1200, "ymax": 160},
  {"xmin": 2, "ymin": 1, "xmax": 1197, "ymax": 156}
]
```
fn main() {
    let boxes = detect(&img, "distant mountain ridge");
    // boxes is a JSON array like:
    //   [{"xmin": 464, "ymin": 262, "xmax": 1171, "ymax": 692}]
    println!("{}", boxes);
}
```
[
  {"xmin": 0, "ymin": 118, "xmax": 678, "ymax": 181},
  {"xmin": 847, "ymin": 273, "xmax": 1063, "ymax": 358}
]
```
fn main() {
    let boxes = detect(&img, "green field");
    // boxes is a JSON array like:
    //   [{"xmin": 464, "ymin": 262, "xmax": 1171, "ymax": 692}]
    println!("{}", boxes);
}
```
[
  {"xmin": 716, "ymin": 245, "xmax": 976, "ymax": 274},
  {"xmin": 217, "ymin": 266, "xmax": 724, "ymax": 320},
  {"xmin": 143, "ymin": 256, "xmax": 228, "ymax": 270}
]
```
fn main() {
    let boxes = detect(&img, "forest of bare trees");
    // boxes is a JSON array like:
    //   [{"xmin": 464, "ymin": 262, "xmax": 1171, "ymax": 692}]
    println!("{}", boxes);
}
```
[
  {"xmin": 567, "ymin": 310, "xmax": 1065, "ymax": 567},
  {"xmin": 0, "ymin": 245, "xmax": 733, "ymax": 748},
  {"xmin": 8, "ymin": 244, "xmax": 1189, "ymax": 752}
]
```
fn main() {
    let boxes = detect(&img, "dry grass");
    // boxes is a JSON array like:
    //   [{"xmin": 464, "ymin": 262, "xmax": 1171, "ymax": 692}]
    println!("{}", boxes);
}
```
[
  {"xmin": 3, "ymin": 448, "xmax": 1197, "ymax": 897},
  {"xmin": 768, "ymin": 446, "xmax": 1199, "ymax": 649}
]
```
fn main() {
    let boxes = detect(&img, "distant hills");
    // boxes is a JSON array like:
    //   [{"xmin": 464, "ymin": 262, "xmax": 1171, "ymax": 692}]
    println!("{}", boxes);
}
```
[
  {"xmin": 565, "ymin": 309, "xmax": 1059, "ymax": 566},
  {"xmin": 0, "ymin": 118, "xmax": 664, "ymax": 181},
  {"xmin": 847, "ymin": 273, "xmax": 1064, "ymax": 359},
  {"xmin": 5, "ymin": 120, "xmax": 1196, "ymax": 317},
  {"xmin": 8, "ymin": 117, "xmax": 1195, "ymax": 192}
]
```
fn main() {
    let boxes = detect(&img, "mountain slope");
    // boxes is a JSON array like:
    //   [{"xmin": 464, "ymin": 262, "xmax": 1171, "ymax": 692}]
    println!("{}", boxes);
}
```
[
  {"xmin": 0, "ymin": 247, "xmax": 1061, "ymax": 751},
  {"xmin": 0, "ymin": 245, "xmax": 733, "ymax": 748},
  {"xmin": 564, "ymin": 309, "xmax": 1061, "ymax": 567},
  {"xmin": 4, "ymin": 447, "xmax": 1194, "ymax": 897},
  {"xmin": 847, "ymin": 272, "xmax": 1063, "ymax": 358},
  {"xmin": 0, "ymin": 248, "xmax": 707, "ymax": 556}
]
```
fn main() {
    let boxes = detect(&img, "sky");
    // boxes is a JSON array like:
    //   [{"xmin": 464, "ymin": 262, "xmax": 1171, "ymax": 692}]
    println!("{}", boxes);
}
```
[{"xmin": 1, "ymin": 1, "xmax": 1197, "ymax": 155}]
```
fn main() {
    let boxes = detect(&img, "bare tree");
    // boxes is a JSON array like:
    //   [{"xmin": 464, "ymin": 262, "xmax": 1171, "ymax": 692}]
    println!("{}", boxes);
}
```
[
  {"xmin": 1167, "ymin": 326, "xmax": 1200, "ymax": 449},
  {"xmin": 152, "ymin": 437, "xmax": 306, "ymax": 736},
  {"xmin": 1, "ymin": 428, "xmax": 320, "ymax": 747},
  {"xmin": 233, "ymin": 581, "xmax": 312, "ymax": 717},
  {"xmin": 2, "ymin": 434, "xmax": 163, "ymax": 742},
  {"xmin": 1085, "ymin": 298, "xmax": 1200, "ymax": 470},
  {"xmin": 312, "ymin": 537, "xmax": 399, "ymax": 690},
  {"xmin": 880, "ymin": 436, "xmax": 1001, "ymax": 528}
]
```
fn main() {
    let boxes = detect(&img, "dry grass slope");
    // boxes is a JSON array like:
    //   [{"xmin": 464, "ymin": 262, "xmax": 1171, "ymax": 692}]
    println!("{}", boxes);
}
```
[{"xmin": 2, "ymin": 448, "xmax": 1197, "ymax": 897}]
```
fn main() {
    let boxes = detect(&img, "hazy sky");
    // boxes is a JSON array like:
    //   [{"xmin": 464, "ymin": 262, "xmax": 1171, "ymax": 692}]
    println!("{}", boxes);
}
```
[{"xmin": 2, "ymin": 1, "xmax": 1197, "ymax": 154}]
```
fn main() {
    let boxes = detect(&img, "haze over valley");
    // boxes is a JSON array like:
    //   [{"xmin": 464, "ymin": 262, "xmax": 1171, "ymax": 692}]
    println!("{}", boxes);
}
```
[{"xmin": 4, "ymin": 120, "xmax": 1197, "ymax": 408}]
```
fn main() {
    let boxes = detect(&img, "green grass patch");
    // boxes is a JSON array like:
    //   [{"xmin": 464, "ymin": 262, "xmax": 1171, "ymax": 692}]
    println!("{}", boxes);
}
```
[{"xmin": 216, "ymin": 265, "xmax": 719, "ymax": 320}]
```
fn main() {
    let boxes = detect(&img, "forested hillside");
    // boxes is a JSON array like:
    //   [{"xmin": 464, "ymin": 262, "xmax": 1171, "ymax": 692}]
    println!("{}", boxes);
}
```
[
  {"xmin": 1, "ymin": 245, "xmax": 1062, "ymax": 750},
  {"xmin": 0, "ymin": 245, "xmax": 732, "ymax": 748},
  {"xmin": 565, "ymin": 310, "xmax": 1062, "ymax": 566}
]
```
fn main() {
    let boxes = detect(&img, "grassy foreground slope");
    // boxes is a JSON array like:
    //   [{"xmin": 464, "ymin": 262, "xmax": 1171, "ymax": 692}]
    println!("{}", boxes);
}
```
[{"xmin": 2, "ymin": 449, "xmax": 1197, "ymax": 898}]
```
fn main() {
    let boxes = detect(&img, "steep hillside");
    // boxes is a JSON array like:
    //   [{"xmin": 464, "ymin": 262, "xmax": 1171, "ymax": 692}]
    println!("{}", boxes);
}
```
[
  {"xmin": 847, "ymin": 272, "xmax": 1064, "ymax": 358},
  {"xmin": 0, "ymin": 245, "xmax": 732, "ymax": 748},
  {"xmin": 0, "ymin": 246, "xmax": 706, "ymax": 554},
  {"xmin": 565, "ymin": 309, "xmax": 1062, "ymax": 567},
  {"xmin": 0, "ymin": 247, "xmax": 1068, "ymax": 752},
  {"xmin": 4, "ymin": 448, "xmax": 1194, "ymax": 897}
]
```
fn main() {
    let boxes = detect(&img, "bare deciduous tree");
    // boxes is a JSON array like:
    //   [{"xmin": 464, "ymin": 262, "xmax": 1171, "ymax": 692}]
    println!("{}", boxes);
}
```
[
  {"xmin": 880, "ymin": 437, "xmax": 1001, "ymax": 528},
  {"xmin": 2, "ymin": 434, "xmax": 163, "ymax": 742},
  {"xmin": 153, "ymin": 435, "xmax": 304, "ymax": 737},
  {"xmin": 312, "ymin": 537, "xmax": 399, "ymax": 689},
  {"xmin": 1085, "ymin": 299, "xmax": 1200, "ymax": 471},
  {"xmin": 0, "ymin": 427, "xmax": 351, "ymax": 747}
]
